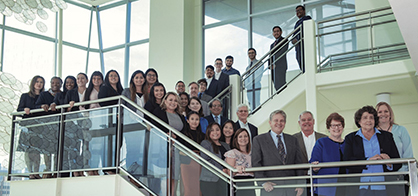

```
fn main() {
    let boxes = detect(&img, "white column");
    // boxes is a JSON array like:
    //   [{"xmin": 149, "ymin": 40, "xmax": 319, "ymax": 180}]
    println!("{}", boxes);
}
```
[
  {"xmin": 303, "ymin": 20, "xmax": 318, "ymax": 131},
  {"xmin": 148, "ymin": 0, "xmax": 202, "ymax": 91}
]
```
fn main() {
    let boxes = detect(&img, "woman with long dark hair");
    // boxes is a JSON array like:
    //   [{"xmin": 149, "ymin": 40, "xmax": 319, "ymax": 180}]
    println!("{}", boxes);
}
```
[
  {"xmin": 122, "ymin": 70, "xmax": 146, "ymax": 116},
  {"xmin": 179, "ymin": 111, "xmax": 205, "ymax": 196},
  {"xmin": 17, "ymin": 75, "xmax": 45, "ymax": 179},
  {"xmin": 144, "ymin": 82, "xmax": 166, "ymax": 122},
  {"xmin": 220, "ymin": 120, "xmax": 236, "ymax": 148},
  {"xmin": 84, "ymin": 71, "xmax": 103, "ymax": 109},
  {"xmin": 98, "ymin": 70, "xmax": 123, "ymax": 107},
  {"xmin": 200, "ymin": 122, "xmax": 230, "ymax": 196},
  {"xmin": 186, "ymin": 97, "xmax": 209, "ymax": 134},
  {"xmin": 143, "ymin": 68, "xmax": 159, "ymax": 103}
]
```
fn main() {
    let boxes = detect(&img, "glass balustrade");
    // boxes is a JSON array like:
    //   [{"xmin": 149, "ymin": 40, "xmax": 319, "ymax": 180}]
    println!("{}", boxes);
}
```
[{"xmin": 7, "ymin": 96, "xmax": 418, "ymax": 196}]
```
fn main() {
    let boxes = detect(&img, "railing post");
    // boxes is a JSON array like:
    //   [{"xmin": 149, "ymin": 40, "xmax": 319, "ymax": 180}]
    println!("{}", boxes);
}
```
[
  {"xmin": 230, "ymin": 170, "xmax": 234, "ymax": 196},
  {"xmin": 168, "ymin": 128, "xmax": 172, "ymax": 196},
  {"xmin": 57, "ymin": 108, "xmax": 65, "ymax": 177},
  {"xmin": 409, "ymin": 161, "xmax": 418, "ymax": 196},
  {"xmin": 116, "ymin": 97, "xmax": 122, "ymax": 174},
  {"xmin": 7, "ymin": 115, "xmax": 16, "ymax": 181},
  {"xmin": 310, "ymin": 166, "xmax": 314, "ymax": 196}
]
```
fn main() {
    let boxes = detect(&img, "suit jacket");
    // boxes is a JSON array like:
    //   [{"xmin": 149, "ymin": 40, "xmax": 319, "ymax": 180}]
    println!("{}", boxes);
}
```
[
  {"xmin": 252, "ymin": 131, "xmax": 305, "ymax": 178},
  {"xmin": 293, "ymin": 131, "xmax": 327, "ymax": 163},
  {"xmin": 343, "ymin": 130, "xmax": 401, "ymax": 174},
  {"xmin": 198, "ymin": 92, "xmax": 212, "ymax": 102},
  {"xmin": 98, "ymin": 84, "xmax": 122, "ymax": 107},
  {"xmin": 217, "ymin": 72, "xmax": 230, "ymax": 93},
  {"xmin": 205, "ymin": 78, "xmax": 220, "ymax": 98},
  {"xmin": 64, "ymin": 88, "xmax": 82, "ymax": 111},
  {"xmin": 152, "ymin": 107, "xmax": 186, "ymax": 134},
  {"xmin": 234, "ymin": 121, "xmax": 258, "ymax": 140},
  {"xmin": 204, "ymin": 114, "xmax": 228, "ymax": 126},
  {"xmin": 200, "ymin": 140, "xmax": 230, "ymax": 182}
]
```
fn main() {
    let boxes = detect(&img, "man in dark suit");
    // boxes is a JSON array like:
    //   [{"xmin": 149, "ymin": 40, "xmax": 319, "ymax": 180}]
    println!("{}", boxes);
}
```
[
  {"xmin": 204, "ymin": 65, "xmax": 220, "ymax": 97},
  {"xmin": 214, "ymin": 58, "xmax": 230, "ymax": 118},
  {"xmin": 204, "ymin": 99, "xmax": 228, "ymax": 126},
  {"xmin": 214, "ymin": 58, "xmax": 230, "ymax": 92},
  {"xmin": 252, "ymin": 110, "xmax": 305, "ymax": 196},
  {"xmin": 293, "ymin": 111, "xmax": 327, "ymax": 164},
  {"xmin": 234, "ymin": 104, "xmax": 258, "ymax": 141},
  {"xmin": 197, "ymin": 78, "xmax": 213, "ymax": 102},
  {"xmin": 270, "ymin": 26, "xmax": 289, "ymax": 91},
  {"xmin": 292, "ymin": 5, "xmax": 312, "ymax": 72}
]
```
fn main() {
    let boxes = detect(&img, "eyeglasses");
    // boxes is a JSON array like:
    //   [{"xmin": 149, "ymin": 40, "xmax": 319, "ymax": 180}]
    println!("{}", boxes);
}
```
[
  {"xmin": 211, "ymin": 104, "xmax": 222, "ymax": 108},
  {"xmin": 147, "ymin": 74, "xmax": 156, "ymax": 77},
  {"xmin": 330, "ymin": 124, "xmax": 342, "ymax": 128}
]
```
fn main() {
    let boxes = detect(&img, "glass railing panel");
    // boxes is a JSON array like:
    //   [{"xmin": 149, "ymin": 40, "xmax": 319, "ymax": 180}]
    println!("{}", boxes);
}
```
[
  {"xmin": 242, "ymin": 44, "xmax": 302, "ymax": 112},
  {"xmin": 312, "ymin": 173, "xmax": 408, "ymax": 196},
  {"xmin": 61, "ymin": 107, "xmax": 118, "ymax": 174},
  {"xmin": 172, "ymin": 139, "xmax": 231, "ymax": 196},
  {"xmin": 11, "ymin": 114, "xmax": 61, "ymax": 179},
  {"xmin": 317, "ymin": 7, "xmax": 409, "ymax": 72},
  {"xmin": 120, "ymin": 107, "xmax": 168, "ymax": 196}
]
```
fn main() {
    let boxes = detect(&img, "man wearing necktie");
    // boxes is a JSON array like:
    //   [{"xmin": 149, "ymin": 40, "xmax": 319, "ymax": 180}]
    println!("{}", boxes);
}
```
[
  {"xmin": 269, "ymin": 26, "xmax": 289, "ymax": 92},
  {"xmin": 252, "ymin": 110, "xmax": 305, "ymax": 196},
  {"xmin": 204, "ymin": 99, "xmax": 228, "ymax": 126}
]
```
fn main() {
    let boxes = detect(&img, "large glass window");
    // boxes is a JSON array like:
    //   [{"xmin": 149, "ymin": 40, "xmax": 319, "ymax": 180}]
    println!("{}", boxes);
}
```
[
  {"xmin": 100, "ymin": 5, "xmax": 126, "ymax": 48},
  {"xmin": 129, "ymin": 43, "xmax": 149, "ymax": 74},
  {"xmin": 131, "ymin": 0, "xmax": 150, "ymax": 41},
  {"xmin": 63, "ymin": 4, "xmax": 91, "ymax": 47},
  {"xmin": 203, "ymin": 0, "xmax": 356, "ymax": 73},
  {"xmin": 62, "ymin": 46, "xmax": 88, "ymax": 77},
  {"xmin": 2, "ymin": 31, "xmax": 55, "ymax": 83},
  {"xmin": 104, "ymin": 49, "xmax": 125, "ymax": 85},
  {"xmin": 204, "ymin": 20, "xmax": 248, "ymax": 74}
]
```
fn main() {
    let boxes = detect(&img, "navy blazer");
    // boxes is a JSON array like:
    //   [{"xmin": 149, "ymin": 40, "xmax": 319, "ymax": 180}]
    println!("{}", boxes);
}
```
[
  {"xmin": 204, "ymin": 115, "xmax": 228, "ymax": 126},
  {"xmin": 205, "ymin": 78, "xmax": 220, "ymax": 97},
  {"xmin": 35, "ymin": 91, "xmax": 56, "ymax": 108},
  {"xmin": 64, "ymin": 88, "xmax": 82, "ymax": 111},
  {"xmin": 343, "ymin": 130, "xmax": 401, "ymax": 174},
  {"xmin": 234, "ymin": 121, "xmax": 258, "ymax": 140},
  {"xmin": 98, "ymin": 84, "xmax": 122, "ymax": 107},
  {"xmin": 216, "ymin": 72, "xmax": 230, "ymax": 93},
  {"xmin": 17, "ymin": 93, "xmax": 39, "ymax": 111}
]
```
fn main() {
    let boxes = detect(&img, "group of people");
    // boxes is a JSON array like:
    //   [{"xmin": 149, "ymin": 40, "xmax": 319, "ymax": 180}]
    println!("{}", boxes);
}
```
[
  {"xmin": 15, "ymin": 5, "xmax": 412, "ymax": 195},
  {"xmin": 252, "ymin": 104, "xmax": 412, "ymax": 196}
]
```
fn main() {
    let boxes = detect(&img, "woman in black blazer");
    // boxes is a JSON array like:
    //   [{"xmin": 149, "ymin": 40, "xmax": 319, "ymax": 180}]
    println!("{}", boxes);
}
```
[
  {"xmin": 144, "ymin": 82, "xmax": 166, "ymax": 123},
  {"xmin": 50, "ymin": 75, "xmax": 77, "ymax": 111},
  {"xmin": 17, "ymin": 75, "xmax": 45, "ymax": 179},
  {"xmin": 98, "ymin": 70, "xmax": 123, "ymax": 107},
  {"xmin": 65, "ymin": 73, "xmax": 88, "ymax": 111},
  {"xmin": 343, "ymin": 106, "xmax": 401, "ymax": 196}
]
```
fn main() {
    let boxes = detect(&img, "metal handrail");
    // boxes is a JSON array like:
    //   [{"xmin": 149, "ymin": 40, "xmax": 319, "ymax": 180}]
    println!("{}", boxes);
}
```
[
  {"xmin": 10, "ymin": 96, "xmax": 237, "ymax": 174},
  {"xmin": 241, "ymin": 25, "xmax": 301, "ymax": 79},
  {"xmin": 208, "ymin": 84, "xmax": 232, "ymax": 104},
  {"xmin": 317, "ymin": 6, "xmax": 392, "ymax": 25},
  {"xmin": 317, "ymin": 42, "xmax": 407, "ymax": 68}
]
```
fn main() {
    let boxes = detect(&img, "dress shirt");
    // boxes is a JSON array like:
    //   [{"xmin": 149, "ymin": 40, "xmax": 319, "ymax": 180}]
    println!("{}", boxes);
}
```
[
  {"xmin": 222, "ymin": 67, "xmax": 241, "ymax": 76},
  {"xmin": 78, "ymin": 89, "xmax": 86, "ymax": 110},
  {"xmin": 206, "ymin": 77, "xmax": 213, "ymax": 89},
  {"xmin": 212, "ymin": 114, "xmax": 221, "ymax": 125},
  {"xmin": 269, "ymin": 130, "xmax": 287, "ymax": 154},
  {"xmin": 357, "ymin": 129, "xmax": 390, "ymax": 190},
  {"xmin": 302, "ymin": 132, "xmax": 316, "ymax": 161},
  {"xmin": 239, "ymin": 120, "xmax": 252, "ymax": 140},
  {"xmin": 214, "ymin": 71, "xmax": 221, "ymax": 80}
]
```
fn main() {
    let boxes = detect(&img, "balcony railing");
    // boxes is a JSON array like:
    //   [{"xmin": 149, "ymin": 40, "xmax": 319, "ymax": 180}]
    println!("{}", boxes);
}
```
[{"xmin": 7, "ymin": 96, "xmax": 418, "ymax": 196}]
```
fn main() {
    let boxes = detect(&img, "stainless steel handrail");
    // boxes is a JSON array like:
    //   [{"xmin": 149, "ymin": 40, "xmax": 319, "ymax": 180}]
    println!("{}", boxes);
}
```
[
  {"xmin": 11, "ymin": 95, "xmax": 236, "ymax": 173},
  {"xmin": 208, "ymin": 84, "xmax": 232, "ymax": 104},
  {"xmin": 241, "ymin": 25, "xmax": 301, "ymax": 79},
  {"xmin": 317, "ymin": 6, "xmax": 392, "ymax": 25}
]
